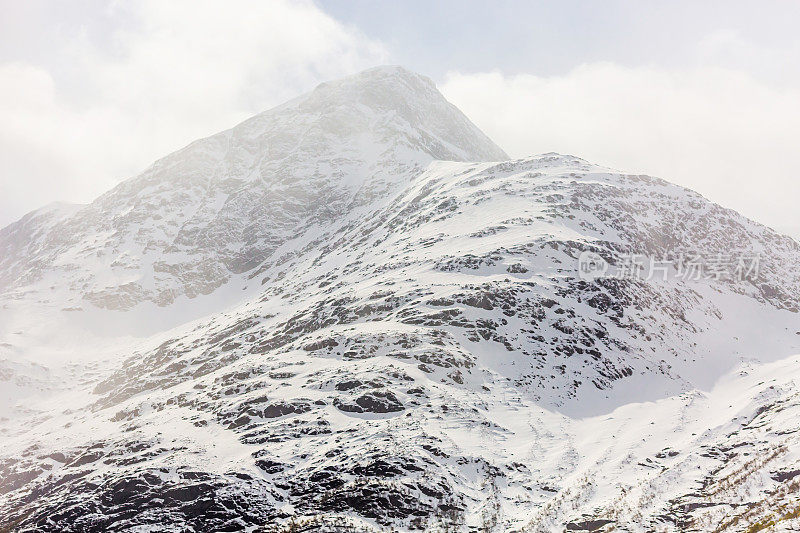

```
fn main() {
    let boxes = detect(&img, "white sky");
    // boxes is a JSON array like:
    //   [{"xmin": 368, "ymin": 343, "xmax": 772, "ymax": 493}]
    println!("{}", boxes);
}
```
[{"xmin": 1, "ymin": 0, "xmax": 799, "ymax": 237}]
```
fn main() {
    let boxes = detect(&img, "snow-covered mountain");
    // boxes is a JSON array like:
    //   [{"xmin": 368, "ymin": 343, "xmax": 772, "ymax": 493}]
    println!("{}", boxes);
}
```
[
  {"xmin": 0, "ymin": 66, "xmax": 506, "ymax": 312},
  {"xmin": 2, "ymin": 66, "xmax": 800, "ymax": 532}
]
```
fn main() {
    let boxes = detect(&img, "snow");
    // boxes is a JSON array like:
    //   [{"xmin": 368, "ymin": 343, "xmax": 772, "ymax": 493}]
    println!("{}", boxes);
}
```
[{"xmin": 1, "ymin": 66, "xmax": 800, "ymax": 531}]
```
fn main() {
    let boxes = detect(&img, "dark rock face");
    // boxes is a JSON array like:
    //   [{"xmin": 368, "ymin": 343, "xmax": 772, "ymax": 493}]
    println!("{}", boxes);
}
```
[
  {"xmin": 5, "ymin": 470, "xmax": 284, "ymax": 532},
  {"xmin": 566, "ymin": 519, "xmax": 615, "ymax": 531},
  {"xmin": 772, "ymin": 469, "xmax": 800, "ymax": 483},
  {"xmin": 335, "ymin": 391, "xmax": 405, "ymax": 413}
]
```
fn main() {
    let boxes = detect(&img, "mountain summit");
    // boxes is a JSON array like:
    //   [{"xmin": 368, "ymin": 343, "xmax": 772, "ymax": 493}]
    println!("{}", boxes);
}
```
[
  {"xmin": 2, "ymin": 67, "xmax": 800, "ymax": 532},
  {"xmin": 0, "ymin": 66, "xmax": 506, "ymax": 312},
  {"xmin": 286, "ymin": 65, "xmax": 508, "ymax": 162}
]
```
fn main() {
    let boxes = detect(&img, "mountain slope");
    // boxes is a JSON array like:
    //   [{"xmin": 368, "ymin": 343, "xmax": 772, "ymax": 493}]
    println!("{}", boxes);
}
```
[
  {"xmin": 0, "ymin": 66, "xmax": 507, "ymax": 311},
  {"xmin": 1, "ymin": 68, "xmax": 799, "ymax": 532}
]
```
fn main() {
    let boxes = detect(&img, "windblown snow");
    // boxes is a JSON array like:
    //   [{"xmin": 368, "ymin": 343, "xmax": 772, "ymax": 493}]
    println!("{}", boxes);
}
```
[{"xmin": 1, "ymin": 66, "xmax": 800, "ymax": 532}]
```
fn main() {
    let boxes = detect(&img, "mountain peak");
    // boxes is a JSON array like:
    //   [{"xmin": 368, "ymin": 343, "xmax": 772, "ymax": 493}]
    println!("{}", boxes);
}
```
[
  {"xmin": 139, "ymin": 65, "xmax": 507, "ymax": 188},
  {"xmin": 307, "ymin": 65, "xmax": 440, "ymax": 110},
  {"xmin": 313, "ymin": 65, "xmax": 433, "ymax": 91},
  {"xmin": 274, "ymin": 64, "xmax": 509, "ymax": 164},
  {"xmin": 0, "ymin": 66, "xmax": 508, "ymax": 310}
]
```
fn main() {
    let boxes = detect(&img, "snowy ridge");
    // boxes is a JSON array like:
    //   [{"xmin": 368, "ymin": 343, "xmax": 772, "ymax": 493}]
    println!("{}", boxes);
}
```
[
  {"xmin": 1, "ymin": 68, "xmax": 800, "ymax": 532},
  {"xmin": 0, "ymin": 66, "xmax": 507, "ymax": 311}
]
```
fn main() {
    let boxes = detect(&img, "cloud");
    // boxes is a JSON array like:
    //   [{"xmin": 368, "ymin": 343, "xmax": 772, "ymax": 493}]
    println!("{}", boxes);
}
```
[
  {"xmin": 441, "ymin": 63, "xmax": 800, "ymax": 234},
  {"xmin": 0, "ymin": 0, "xmax": 387, "ymax": 226},
  {"xmin": 696, "ymin": 29, "xmax": 800, "ymax": 85}
]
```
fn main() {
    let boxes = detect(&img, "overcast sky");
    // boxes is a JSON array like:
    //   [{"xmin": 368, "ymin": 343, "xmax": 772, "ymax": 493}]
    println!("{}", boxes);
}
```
[{"xmin": 2, "ymin": 0, "xmax": 799, "ymax": 237}]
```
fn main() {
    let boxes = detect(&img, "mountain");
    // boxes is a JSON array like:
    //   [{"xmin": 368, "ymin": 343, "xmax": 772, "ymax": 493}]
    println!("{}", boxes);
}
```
[
  {"xmin": 0, "ymin": 66, "xmax": 507, "ymax": 312},
  {"xmin": 2, "ymin": 66, "xmax": 800, "ymax": 532}
]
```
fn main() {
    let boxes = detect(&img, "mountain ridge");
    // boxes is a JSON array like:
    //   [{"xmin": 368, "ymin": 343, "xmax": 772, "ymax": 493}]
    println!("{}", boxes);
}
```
[{"xmin": 0, "ymin": 66, "xmax": 507, "ymax": 312}]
